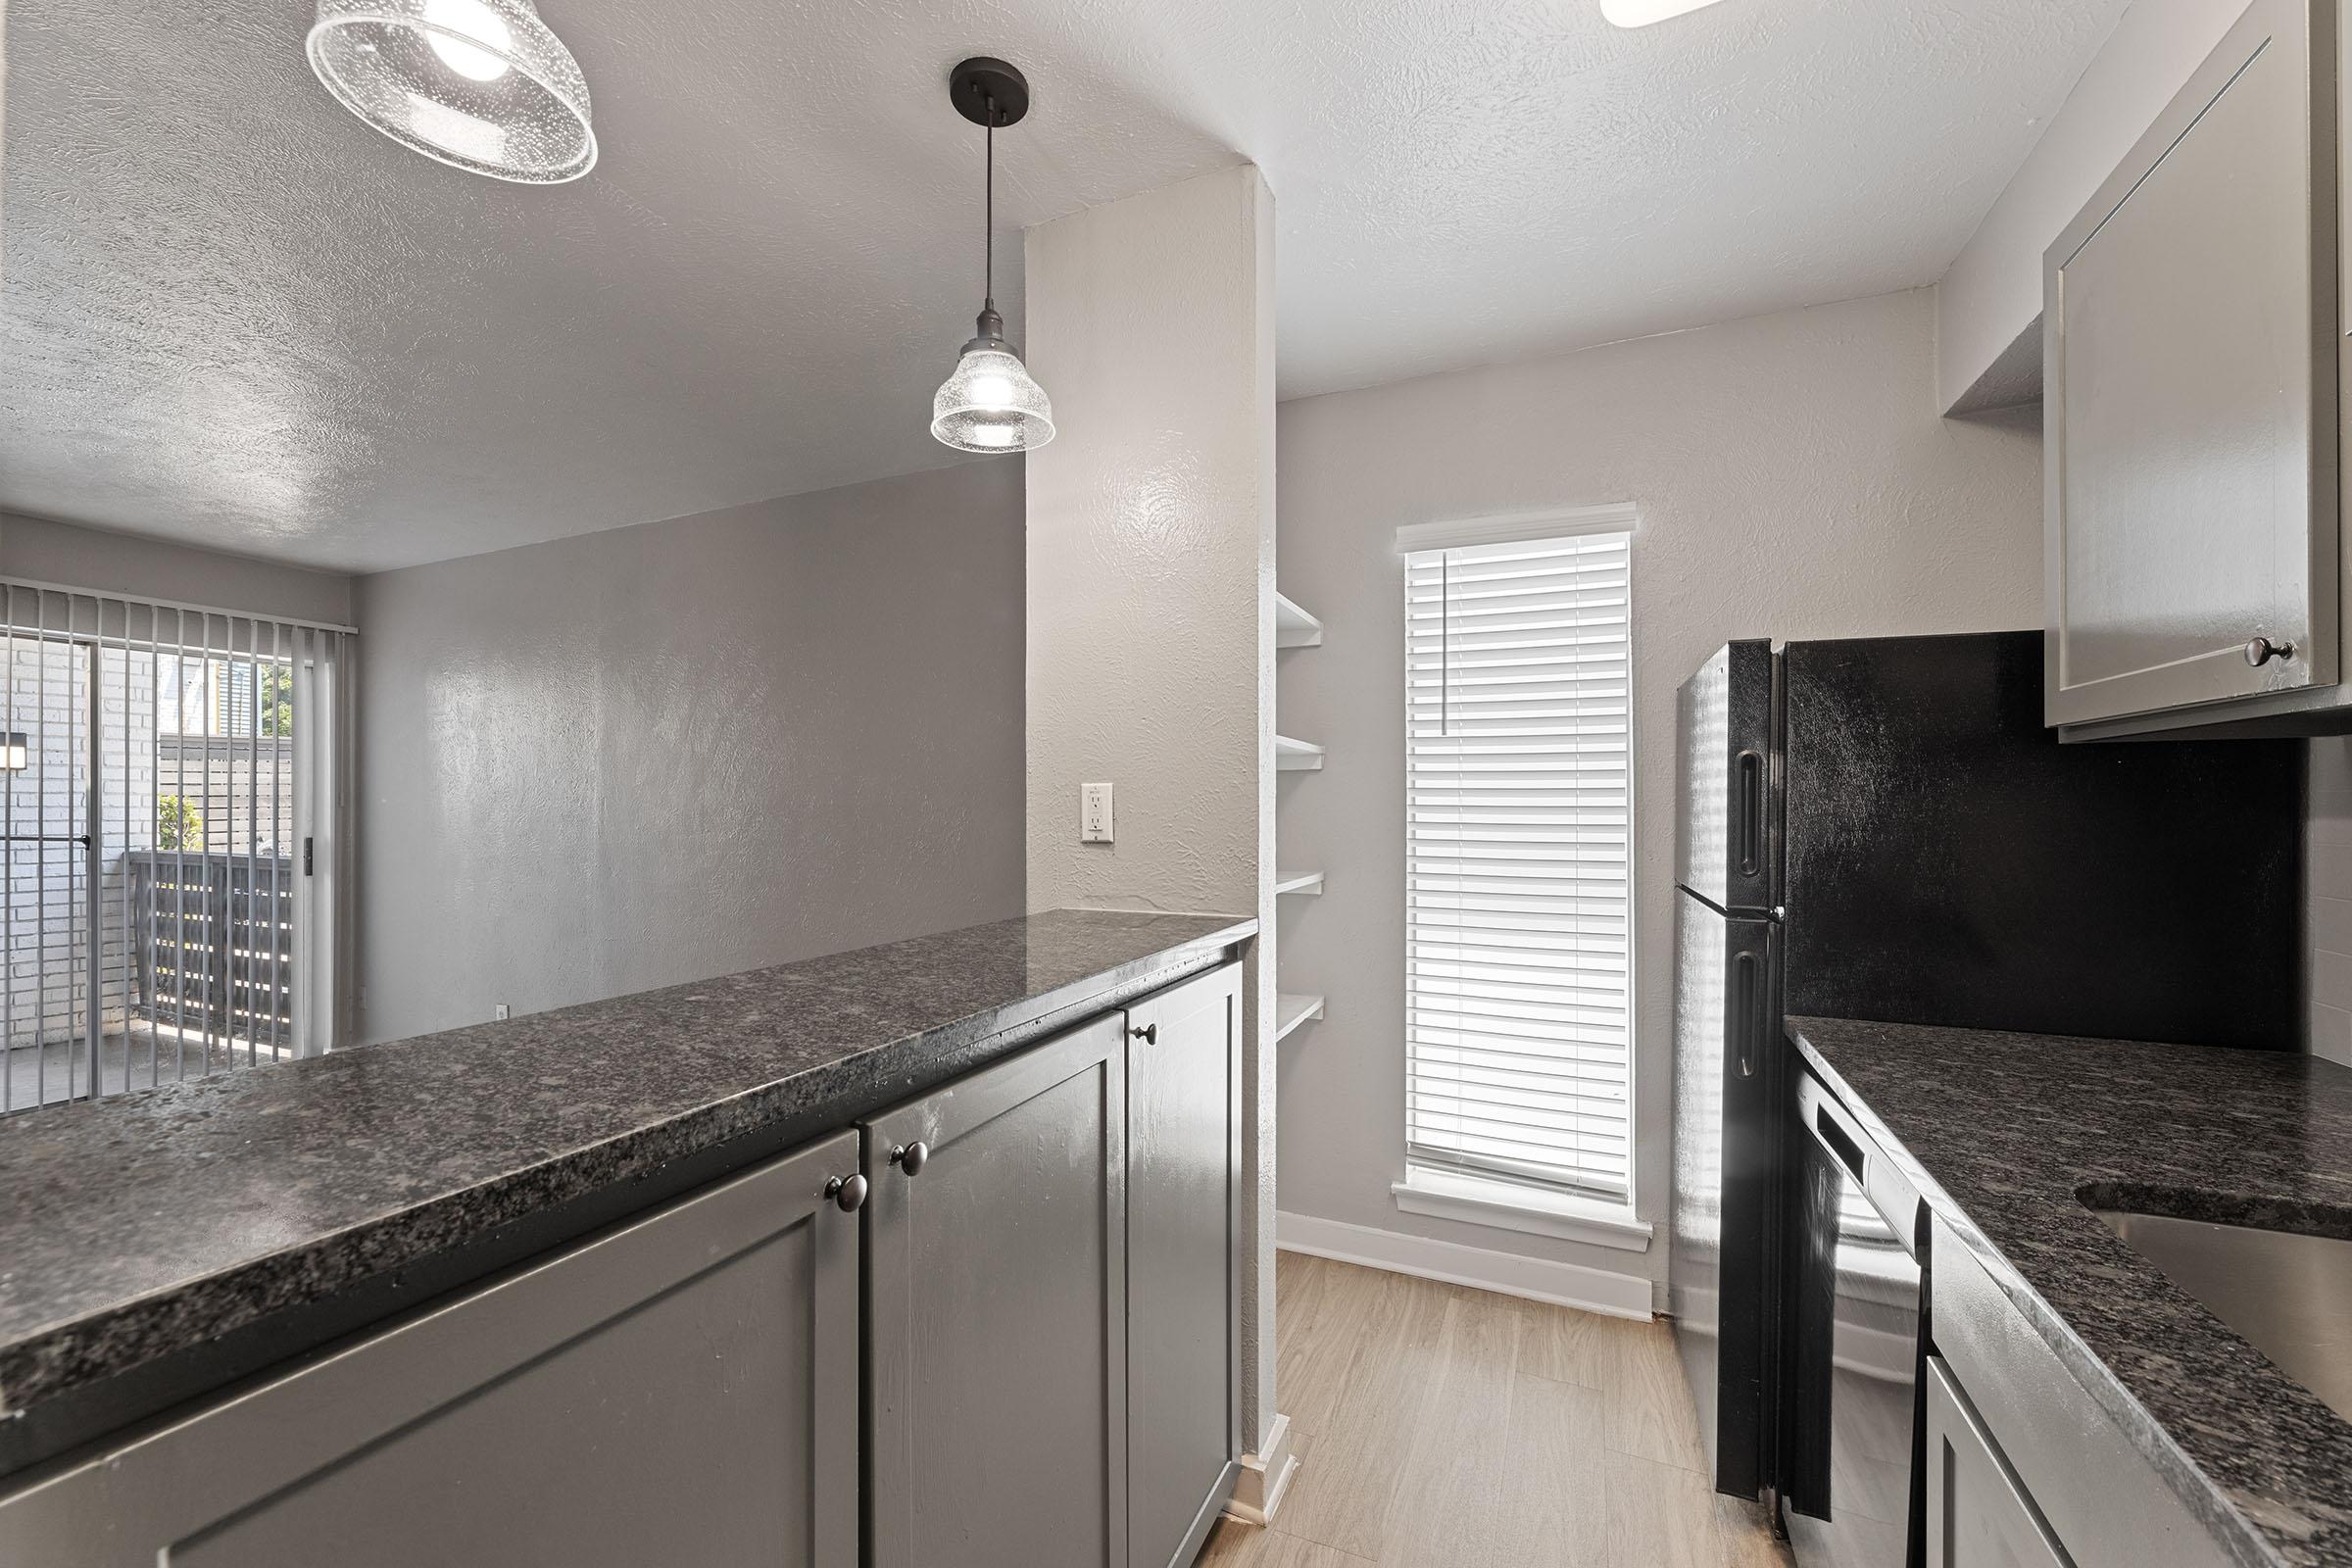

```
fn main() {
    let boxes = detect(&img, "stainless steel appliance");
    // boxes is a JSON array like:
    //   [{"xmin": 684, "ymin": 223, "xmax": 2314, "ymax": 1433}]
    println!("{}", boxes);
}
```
[
  {"xmin": 1669, "ymin": 630, "xmax": 2304, "ymax": 1562},
  {"xmin": 1787, "ymin": 1072, "xmax": 1923, "ymax": 1568},
  {"xmin": 2091, "ymin": 1208, "xmax": 2352, "ymax": 1425}
]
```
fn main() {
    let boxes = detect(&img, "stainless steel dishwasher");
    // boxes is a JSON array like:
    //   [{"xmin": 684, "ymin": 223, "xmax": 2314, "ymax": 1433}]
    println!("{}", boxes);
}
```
[{"xmin": 1786, "ymin": 1070, "xmax": 1927, "ymax": 1568}]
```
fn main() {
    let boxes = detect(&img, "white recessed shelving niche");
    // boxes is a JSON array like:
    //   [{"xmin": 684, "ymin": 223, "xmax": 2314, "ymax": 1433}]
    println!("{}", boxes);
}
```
[
  {"xmin": 1275, "ymin": 592, "xmax": 1324, "ymax": 648},
  {"xmin": 1274, "ymin": 991, "xmax": 1325, "ymax": 1043},
  {"xmin": 1276, "ymin": 585, "xmax": 1323, "ymax": 1043},
  {"xmin": 1274, "ymin": 734, "xmax": 1324, "ymax": 770}
]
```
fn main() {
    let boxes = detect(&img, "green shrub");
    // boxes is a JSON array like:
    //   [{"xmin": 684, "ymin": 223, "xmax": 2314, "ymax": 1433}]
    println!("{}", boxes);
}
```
[{"xmin": 157, "ymin": 794, "xmax": 203, "ymax": 853}]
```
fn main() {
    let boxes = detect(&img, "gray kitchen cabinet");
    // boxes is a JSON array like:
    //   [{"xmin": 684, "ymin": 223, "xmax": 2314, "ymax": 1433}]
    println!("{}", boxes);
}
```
[
  {"xmin": 1930, "ymin": 1215, "xmax": 2230, "ymax": 1568},
  {"xmin": 0, "ymin": 967, "xmax": 1250, "ymax": 1568},
  {"xmin": 1125, "ymin": 962, "xmax": 1244, "ymax": 1568},
  {"xmin": 2043, "ymin": 0, "xmax": 2343, "ymax": 736},
  {"xmin": 863, "ymin": 1012, "xmax": 1130, "ymax": 1568},
  {"xmin": 0, "ymin": 1130, "xmax": 864, "ymax": 1568},
  {"xmin": 1925, "ymin": 1357, "xmax": 2073, "ymax": 1568}
]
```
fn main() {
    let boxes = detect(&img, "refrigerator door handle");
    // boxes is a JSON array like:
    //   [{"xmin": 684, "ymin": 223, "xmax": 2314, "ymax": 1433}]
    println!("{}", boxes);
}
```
[
  {"xmin": 1737, "ymin": 749, "xmax": 1764, "ymax": 879},
  {"xmin": 1734, "ymin": 949, "xmax": 1761, "ymax": 1078}
]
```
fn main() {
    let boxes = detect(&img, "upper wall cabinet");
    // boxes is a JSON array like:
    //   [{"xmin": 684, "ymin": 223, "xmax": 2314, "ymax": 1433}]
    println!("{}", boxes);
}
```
[{"xmin": 2045, "ymin": 0, "xmax": 2346, "ymax": 739}]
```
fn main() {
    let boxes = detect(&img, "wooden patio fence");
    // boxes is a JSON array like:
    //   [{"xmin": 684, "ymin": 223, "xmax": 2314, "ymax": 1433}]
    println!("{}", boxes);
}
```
[{"xmin": 124, "ymin": 852, "xmax": 297, "ymax": 1049}]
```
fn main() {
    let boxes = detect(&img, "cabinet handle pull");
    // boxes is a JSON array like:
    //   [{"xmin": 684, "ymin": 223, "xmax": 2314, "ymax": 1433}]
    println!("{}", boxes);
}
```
[
  {"xmin": 824, "ymin": 1174, "xmax": 868, "ymax": 1212},
  {"xmin": 2246, "ymin": 636, "xmax": 2297, "ymax": 667},
  {"xmin": 1129, "ymin": 1023, "xmax": 1157, "ymax": 1044},
  {"xmin": 891, "ymin": 1141, "xmax": 930, "ymax": 1177}
]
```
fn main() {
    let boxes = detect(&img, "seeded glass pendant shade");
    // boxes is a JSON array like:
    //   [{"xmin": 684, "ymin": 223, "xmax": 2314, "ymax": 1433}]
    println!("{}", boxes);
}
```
[
  {"xmin": 931, "ymin": 59, "xmax": 1054, "ymax": 455},
  {"xmin": 307, "ymin": 0, "xmax": 597, "ymax": 183},
  {"xmin": 934, "ymin": 308, "xmax": 1054, "ymax": 452}
]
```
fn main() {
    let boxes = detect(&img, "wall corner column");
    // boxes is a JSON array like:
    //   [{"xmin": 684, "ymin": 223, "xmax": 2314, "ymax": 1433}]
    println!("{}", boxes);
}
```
[{"xmin": 1022, "ymin": 162, "xmax": 1289, "ymax": 1493}]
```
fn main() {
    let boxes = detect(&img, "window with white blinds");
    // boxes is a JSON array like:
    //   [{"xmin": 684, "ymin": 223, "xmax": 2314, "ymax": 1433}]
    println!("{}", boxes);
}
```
[{"xmin": 1404, "ymin": 527, "xmax": 1634, "ymax": 1201}]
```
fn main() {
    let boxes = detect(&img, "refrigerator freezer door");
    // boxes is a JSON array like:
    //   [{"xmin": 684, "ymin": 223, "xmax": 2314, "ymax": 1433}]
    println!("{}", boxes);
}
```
[
  {"xmin": 1670, "ymin": 887, "xmax": 1780, "ymax": 1501},
  {"xmin": 1676, "ymin": 640, "xmax": 1778, "ymax": 914}
]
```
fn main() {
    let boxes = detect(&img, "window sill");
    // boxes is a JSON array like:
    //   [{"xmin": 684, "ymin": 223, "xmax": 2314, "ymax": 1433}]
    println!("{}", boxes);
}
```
[{"xmin": 1392, "ymin": 1166, "xmax": 1653, "ymax": 1253}]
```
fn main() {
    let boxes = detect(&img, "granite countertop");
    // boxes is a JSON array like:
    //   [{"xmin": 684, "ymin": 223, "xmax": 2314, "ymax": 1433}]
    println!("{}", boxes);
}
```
[
  {"xmin": 0, "ymin": 907, "xmax": 1252, "ymax": 1477},
  {"xmin": 1789, "ymin": 1014, "xmax": 2352, "ymax": 1568}
]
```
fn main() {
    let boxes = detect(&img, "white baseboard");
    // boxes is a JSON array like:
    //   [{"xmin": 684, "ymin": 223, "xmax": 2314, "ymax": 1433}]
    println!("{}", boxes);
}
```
[
  {"xmin": 1223, "ymin": 1412, "xmax": 1299, "ymax": 1527},
  {"xmin": 1275, "ymin": 1210, "xmax": 1653, "ymax": 1320}
]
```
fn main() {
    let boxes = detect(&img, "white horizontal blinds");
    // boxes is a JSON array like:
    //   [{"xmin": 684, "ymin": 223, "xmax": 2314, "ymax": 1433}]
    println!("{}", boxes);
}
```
[{"xmin": 1404, "ymin": 529, "xmax": 1634, "ymax": 1200}]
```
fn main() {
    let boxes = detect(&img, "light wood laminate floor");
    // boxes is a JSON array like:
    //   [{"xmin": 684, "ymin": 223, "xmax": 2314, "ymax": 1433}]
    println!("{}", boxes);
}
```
[{"xmin": 1200, "ymin": 1251, "xmax": 1792, "ymax": 1568}]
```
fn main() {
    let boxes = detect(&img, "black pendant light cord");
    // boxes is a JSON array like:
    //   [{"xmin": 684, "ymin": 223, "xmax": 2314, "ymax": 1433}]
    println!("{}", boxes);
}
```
[
  {"xmin": 983, "ymin": 100, "xmax": 996, "ymax": 315},
  {"xmin": 948, "ymin": 61, "xmax": 1026, "ymax": 346}
]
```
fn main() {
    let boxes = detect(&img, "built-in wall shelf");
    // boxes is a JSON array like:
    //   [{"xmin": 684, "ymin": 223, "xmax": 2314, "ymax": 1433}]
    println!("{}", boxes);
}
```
[
  {"xmin": 1275, "ymin": 592, "xmax": 1324, "ymax": 649},
  {"xmin": 1275, "ymin": 992, "xmax": 1325, "ymax": 1042},
  {"xmin": 1275, "ymin": 592, "xmax": 1323, "ymax": 1046},
  {"xmin": 1275, "ymin": 735, "xmax": 1324, "ymax": 771}
]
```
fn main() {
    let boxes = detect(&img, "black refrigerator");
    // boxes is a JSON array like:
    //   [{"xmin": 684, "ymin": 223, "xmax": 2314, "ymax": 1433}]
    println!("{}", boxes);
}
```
[{"xmin": 1668, "ymin": 631, "xmax": 2303, "ymax": 1527}]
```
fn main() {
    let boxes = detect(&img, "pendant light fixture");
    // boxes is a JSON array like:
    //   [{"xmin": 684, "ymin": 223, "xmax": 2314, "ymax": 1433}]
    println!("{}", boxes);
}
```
[
  {"xmin": 931, "ymin": 58, "xmax": 1054, "ymax": 455},
  {"xmin": 307, "ymin": 0, "xmax": 597, "ymax": 183}
]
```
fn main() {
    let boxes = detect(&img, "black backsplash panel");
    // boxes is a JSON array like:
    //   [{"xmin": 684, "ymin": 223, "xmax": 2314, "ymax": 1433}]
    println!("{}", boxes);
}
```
[{"xmin": 1781, "ymin": 631, "xmax": 2303, "ymax": 1050}]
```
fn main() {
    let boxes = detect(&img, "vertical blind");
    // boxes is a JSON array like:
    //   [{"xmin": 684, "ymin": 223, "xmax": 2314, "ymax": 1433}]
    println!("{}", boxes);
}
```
[
  {"xmin": 0, "ymin": 583, "xmax": 352, "ymax": 1112},
  {"xmin": 1403, "ymin": 528, "xmax": 1634, "ymax": 1200}
]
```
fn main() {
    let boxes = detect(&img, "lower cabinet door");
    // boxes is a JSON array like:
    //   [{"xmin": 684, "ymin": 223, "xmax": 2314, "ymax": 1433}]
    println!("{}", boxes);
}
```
[
  {"xmin": 1927, "ymin": 1355, "xmax": 2074, "ymax": 1568},
  {"xmin": 1126, "ymin": 962, "xmax": 1243, "ymax": 1568},
  {"xmin": 0, "ymin": 1130, "xmax": 865, "ymax": 1568},
  {"xmin": 863, "ymin": 1014, "xmax": 1129, "ymax": 1568}
]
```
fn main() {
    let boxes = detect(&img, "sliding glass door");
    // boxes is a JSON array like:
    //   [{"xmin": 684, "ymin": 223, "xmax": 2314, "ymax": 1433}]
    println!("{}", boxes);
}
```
[{"xmin": 0, "ymin": 587, "xmax": 351, "ymax": 1111}]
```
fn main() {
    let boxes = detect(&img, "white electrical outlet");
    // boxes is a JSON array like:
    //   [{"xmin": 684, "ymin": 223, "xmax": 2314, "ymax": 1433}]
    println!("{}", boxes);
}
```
[
  {"xmin": 495, "ymin": 1003, "xmax": 511, "ymax": 1021},
  {"xmin": 1081, "ymin": 782, "xmax": 1114, "ymax": 843}
]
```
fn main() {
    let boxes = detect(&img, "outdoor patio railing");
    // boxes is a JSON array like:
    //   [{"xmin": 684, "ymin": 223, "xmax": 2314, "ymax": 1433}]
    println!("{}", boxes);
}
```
[{"xmin": 125, "ymin": 851, "xmax": 296, "ymax": 1047}]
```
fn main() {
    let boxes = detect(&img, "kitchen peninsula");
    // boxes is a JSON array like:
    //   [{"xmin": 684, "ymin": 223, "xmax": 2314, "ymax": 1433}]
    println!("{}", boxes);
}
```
[{"xmin": 0, "ymin": 908, "xmax": 1253, "ymax": 1568}]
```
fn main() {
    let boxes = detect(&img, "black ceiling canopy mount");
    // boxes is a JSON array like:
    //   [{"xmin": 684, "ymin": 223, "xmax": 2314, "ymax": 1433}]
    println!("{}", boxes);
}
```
[{"xmin": 949, "ymin": 57, "xmax": 1030, "ymax": 127}]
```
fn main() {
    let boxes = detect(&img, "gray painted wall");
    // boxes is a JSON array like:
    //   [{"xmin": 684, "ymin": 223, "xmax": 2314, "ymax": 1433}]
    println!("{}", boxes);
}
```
[
  {"xmin": 1, "ymin": 511, "xmax": 356, "ymax": 627},
  {"xmin": 352, "ymin": 462, "xmax": 1024, "ymax": 1045},
  {"xmin": 1273, "ymin": 287, "xmax": 2044, "ymax": 1304}
]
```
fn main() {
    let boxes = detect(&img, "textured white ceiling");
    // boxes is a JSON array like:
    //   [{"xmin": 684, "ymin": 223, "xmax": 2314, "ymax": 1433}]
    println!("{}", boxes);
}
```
[{"xmin": 1, "ymin": 0, "xmax": 2128, "ymax": 571}]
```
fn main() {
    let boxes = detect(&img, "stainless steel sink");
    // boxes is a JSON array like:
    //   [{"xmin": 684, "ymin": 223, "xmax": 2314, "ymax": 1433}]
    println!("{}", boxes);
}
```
[{"xmin": 2093, "ymin": 1208, "xmax": 2352, "ymax": 1424}]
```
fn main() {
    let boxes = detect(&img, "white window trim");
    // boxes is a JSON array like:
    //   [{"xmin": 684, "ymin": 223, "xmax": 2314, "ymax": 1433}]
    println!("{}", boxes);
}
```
[
  {"xmin": 1396, "ymin": 500, "xmax": 1640, "ymax": 555},
  {"xmin": 1394, "ymin": 1163, "xmax": 1653, "ymax": 1253}
]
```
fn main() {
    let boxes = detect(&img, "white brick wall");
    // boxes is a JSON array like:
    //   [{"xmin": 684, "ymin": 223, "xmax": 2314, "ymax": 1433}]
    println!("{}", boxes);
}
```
[{"xmin": 0, "ymin": 641, "xmax": 156, "ymax": 1047}]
